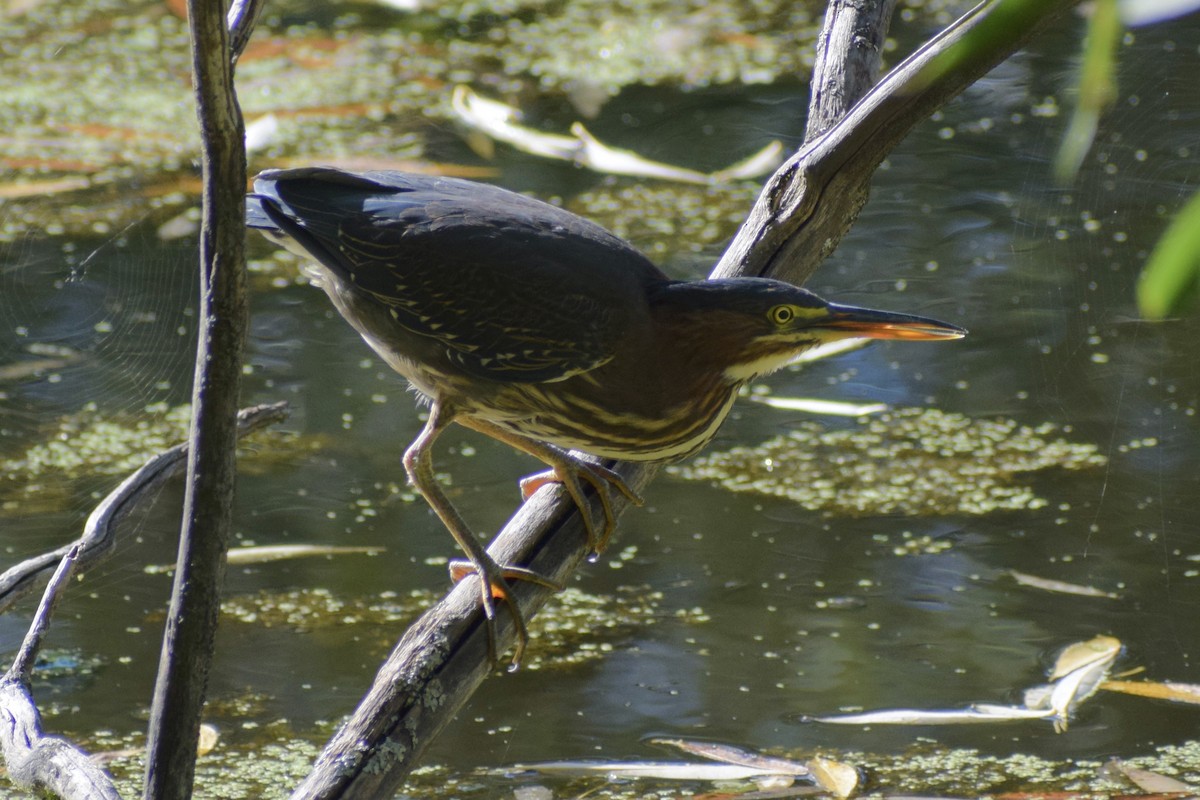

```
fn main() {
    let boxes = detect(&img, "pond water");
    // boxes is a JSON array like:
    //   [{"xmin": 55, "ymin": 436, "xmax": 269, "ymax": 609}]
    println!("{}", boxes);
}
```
[{"xmin": 1, "ymin": 1, "xmax": 1199, "ymax": 796}]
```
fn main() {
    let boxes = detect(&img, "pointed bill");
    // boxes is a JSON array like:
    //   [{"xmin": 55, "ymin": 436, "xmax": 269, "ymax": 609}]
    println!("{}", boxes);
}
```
[{"xmin": 821, "ymin": 303, "xmax": 967, "ymax": 341}]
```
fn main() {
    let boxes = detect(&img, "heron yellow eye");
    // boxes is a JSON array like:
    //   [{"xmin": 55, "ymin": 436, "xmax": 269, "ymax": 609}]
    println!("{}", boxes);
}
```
[{"xmin": 768, "ymin": 304, "xmax": 795, "ymax": 326}]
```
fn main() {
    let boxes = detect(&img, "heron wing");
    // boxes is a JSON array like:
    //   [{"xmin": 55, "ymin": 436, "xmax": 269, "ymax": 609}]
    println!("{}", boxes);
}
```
[{"xmin": 250, "ymin": 168, "xmax": 667, "ymax": 383}]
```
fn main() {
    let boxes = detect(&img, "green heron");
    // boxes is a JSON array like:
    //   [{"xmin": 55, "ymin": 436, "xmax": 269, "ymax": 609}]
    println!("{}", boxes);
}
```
[{"xmin": 246, "ymin": 167, "xmax": 965, "ymax": 664}]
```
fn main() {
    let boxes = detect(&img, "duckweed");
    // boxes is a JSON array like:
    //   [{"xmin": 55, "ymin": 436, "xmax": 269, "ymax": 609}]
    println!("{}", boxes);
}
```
[
  {"xmin": 0, "ymin": 402, "xmax": 313, "ymax": 512},
  {"xmin": 1, "ymin": 402, "xmax": 192, "ymax": 481},
  {"xmin": 221, "ymin": 585, "xmax": 667, "ymax": 671},
  {"xmin": 48, "ymin": 736, "xmax": 1198, "ymax": 800},
  {"xmin": 0, "ymin": 0, "xmax": 952, "ymax": 240},
  {"xmin": 671, "ymin": 408, "xmax": 1110, "ymax": 516},
  {"xmin": 571, "ymin": 182, "xmax": 761, "ymax": 261}
]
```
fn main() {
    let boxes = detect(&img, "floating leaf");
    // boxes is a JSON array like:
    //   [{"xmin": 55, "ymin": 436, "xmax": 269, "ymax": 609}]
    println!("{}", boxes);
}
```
[
  {"xmin": 513, "ymin": 760, "xmax": 798, "ymax": 781},
  {"xmin": 814, "ymin": 637, "xmax": 1122, "ymax": 732},
  {"xmin": 225, "ymin": 544, "xmax": 385, "ymax": 566},
  {"xmin": 1008, "ymin": 570, "xmax": 1121, "ymax": 599},
  {"xmin": 808, "ymin": 755, "xmax": 859, "ymax": 798},
  {"xmin": 813, "ymin": 705, "xmax": 1054, "ymax": 726},
  {"xmin": 451, "ymin": 85, "xmax": 782, "ymax": 184},
  {"xmin": 197, "ymin": 723, "xmax": 220, "ymax": 756},
  {"xmin": 649, "ymin": 738, "xmax": 810, "ymax": 776},
  {"xmin": 450, "ymin": 85, "xmax": 578, "ymax": 160},
  {"xmin": 749, "ymin": 396, "xmax": 888, "ymax": 417},
  {"xmin": 1101, "ymin": 679, "xmax": 1200, "ymax": 705},
  {"xmin": 0, "ymin": 175, "xmax": 91, "ymax": 199},
  {"xmin": 571, "ymin": 121, "xmax": 715, "ymax": 183},
  {"xmin": 1049, "ymin": 635, "xmax": 1122, "ymax": 681},
  {"xmin": 710, "ymin": 139, "xmax": 785, "ymax": 183},
  {"xmin": 245, "ymin": 113, "xmax": 281, "ymax": 153}
]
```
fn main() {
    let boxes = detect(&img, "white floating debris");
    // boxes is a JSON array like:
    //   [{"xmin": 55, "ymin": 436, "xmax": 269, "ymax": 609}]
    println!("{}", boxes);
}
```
[
  {"xmin": 452, "ymin": 85, "xmax": 783, "ymax": 184},
  {"xmin": 749, "ymin": 395, "xmax": 888, "ymax": 416}
]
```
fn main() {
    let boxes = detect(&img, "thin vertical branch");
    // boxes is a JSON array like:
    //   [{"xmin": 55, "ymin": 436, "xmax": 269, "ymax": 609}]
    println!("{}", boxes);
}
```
[{"xmin": 142, "ymin": 0, "xmax": 254, "ymax": 796}]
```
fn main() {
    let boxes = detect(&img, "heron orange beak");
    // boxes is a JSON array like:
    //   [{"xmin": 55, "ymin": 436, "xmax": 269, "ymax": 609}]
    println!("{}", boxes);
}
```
[{"xmin": 819, "ymin": 303, "xmax": 967, "ymax": 341}]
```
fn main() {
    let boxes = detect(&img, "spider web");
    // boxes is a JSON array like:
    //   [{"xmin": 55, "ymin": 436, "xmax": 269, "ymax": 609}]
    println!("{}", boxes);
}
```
[{"xmin": 0, "ymin": 210, "xmax": 200, "ymax": 551}]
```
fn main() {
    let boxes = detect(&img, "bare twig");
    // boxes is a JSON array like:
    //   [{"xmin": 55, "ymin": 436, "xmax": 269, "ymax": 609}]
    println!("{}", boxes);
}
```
[
  {"xmin": 8, "ymin": 548, "xmax": 79, "ymax": 685},
  {"xmin": 0, "ymin": 403, "xmax": 289, "ymax": 615},
  {"xmin": 0, "ymin": 547, "xmax": 124, "ymax": 799},
  {"xmin": 142, "ymin": 0, "xmax": 256, "ymax": 794}
]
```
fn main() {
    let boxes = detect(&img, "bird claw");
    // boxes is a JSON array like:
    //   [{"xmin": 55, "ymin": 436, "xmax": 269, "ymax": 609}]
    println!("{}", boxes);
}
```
[
  {"xmin": 518, "ymin": 470, "xmax": 556, "ymax": 501},
  {"xmin": 519, "ymin": 462, "xmax": 643, "ymax": 556},
  {"xmin": 448, "ymin": 557, "xmax": 563, "ymax": 668},
  {"xmin": 448, "ymin": 559, "xmax": 564, "ymax": 592}
]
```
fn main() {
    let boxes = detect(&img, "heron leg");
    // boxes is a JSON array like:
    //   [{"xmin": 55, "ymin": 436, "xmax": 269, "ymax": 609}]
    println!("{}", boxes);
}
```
[
  {"xmin": 402, "ymin": 401, "xmax": 558, "ymax": 667},
  {"xmin": 457, "ymin": 418, "xmax": 644, "ymax": 556}
]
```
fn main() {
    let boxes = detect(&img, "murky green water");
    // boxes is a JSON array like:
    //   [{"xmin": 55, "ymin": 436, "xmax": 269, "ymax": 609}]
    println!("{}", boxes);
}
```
[{"xmin": 1, "ymin": 0, "xmax": 1199, "ymax": 796}]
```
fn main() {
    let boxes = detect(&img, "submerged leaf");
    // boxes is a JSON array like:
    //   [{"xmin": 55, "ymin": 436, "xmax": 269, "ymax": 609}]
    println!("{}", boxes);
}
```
[{"xmin": 649, "ymin": 738, "xmax": 810, "ymax": 776}]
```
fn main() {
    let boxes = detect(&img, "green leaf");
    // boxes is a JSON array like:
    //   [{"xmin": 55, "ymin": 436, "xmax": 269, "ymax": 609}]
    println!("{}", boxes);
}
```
[
  {"xmin": 1137, "ymin": 189, "xmax": 1200, "ymax": 319},
  {"xmin": 1055, "ymin": 0, "xmax": 1122, "ymax": 182}
]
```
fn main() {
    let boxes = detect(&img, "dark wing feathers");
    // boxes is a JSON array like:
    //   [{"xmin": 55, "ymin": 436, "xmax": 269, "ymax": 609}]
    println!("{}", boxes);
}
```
[{"xmin": 249, "ymin": 168, "xmax": 668, "ymax": 383}]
